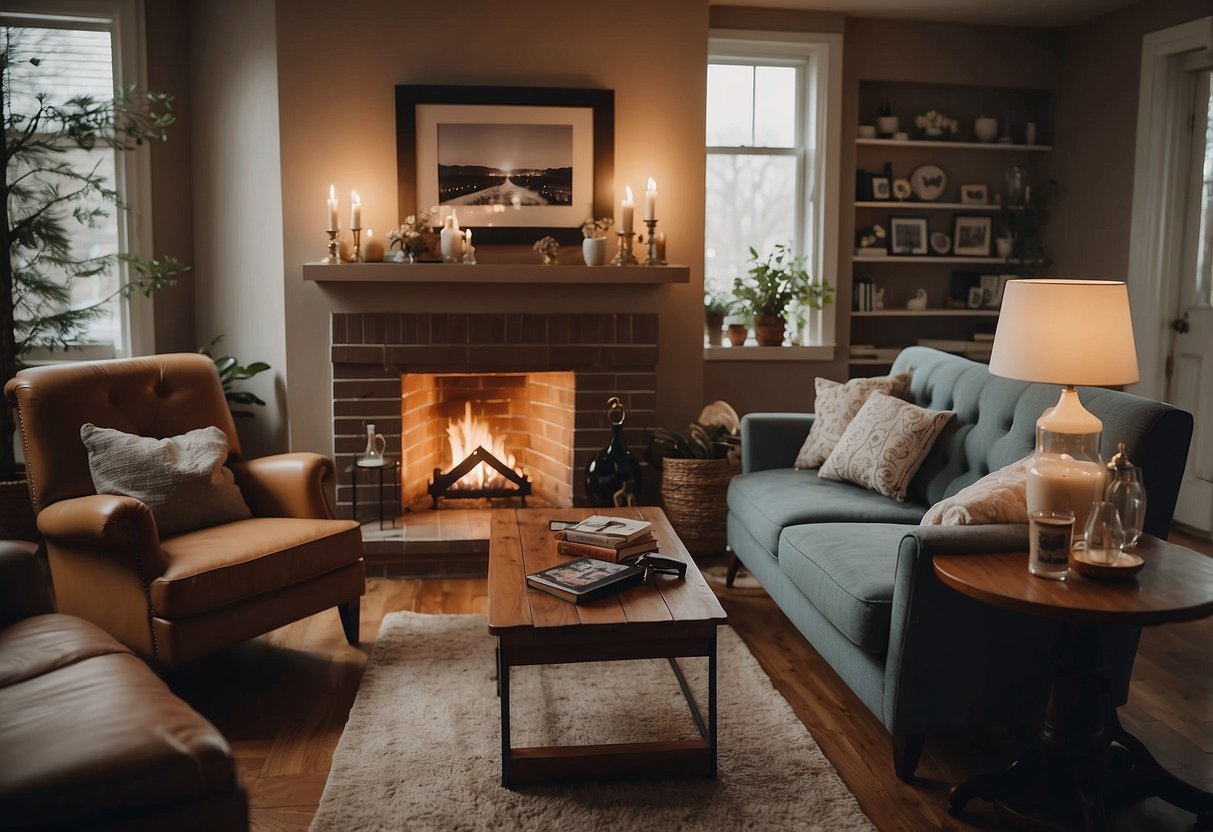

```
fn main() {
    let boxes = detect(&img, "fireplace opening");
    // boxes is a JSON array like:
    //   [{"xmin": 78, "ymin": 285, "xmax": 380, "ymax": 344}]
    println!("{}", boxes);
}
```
[{"xmin": 402, "ymin": 371, "xmax": 576, "ymax": 509}]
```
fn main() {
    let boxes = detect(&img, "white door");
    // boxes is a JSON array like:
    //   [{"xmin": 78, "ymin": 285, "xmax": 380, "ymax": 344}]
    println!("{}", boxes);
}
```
[{"xmin": 1169, "ymin": 68, "xmax": 1213, "ymax": 535}]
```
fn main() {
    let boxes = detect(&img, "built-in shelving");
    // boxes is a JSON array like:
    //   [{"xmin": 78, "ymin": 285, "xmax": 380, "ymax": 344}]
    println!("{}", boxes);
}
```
[
  {"xmin": 852, "ymin": 309, "xmax": 999, "ymax": 317},
  {"xmin": 302, "ymin": 262, "xmax": 689, "ymax": 284},
  {"xmin": 855, "ymin": 201, "xmax": 999, "ymax": 211},
  {"xmin": 855, "ymin": 138, "xmax": 1051, "ymax": 151}
]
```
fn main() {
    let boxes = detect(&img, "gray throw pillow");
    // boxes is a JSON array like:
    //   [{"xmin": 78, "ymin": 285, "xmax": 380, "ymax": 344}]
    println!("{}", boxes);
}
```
[{"xmin": 80, "ymin": 423, "xmax": 252, "ymax": 536}]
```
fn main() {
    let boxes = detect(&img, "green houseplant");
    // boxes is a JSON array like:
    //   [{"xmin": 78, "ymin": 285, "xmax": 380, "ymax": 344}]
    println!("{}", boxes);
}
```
[
  {"xmin": 704, "ymin": 290, "xmax": 731, "ymax": 347},
  {"xmin": 199, "ymin": 336, "xmax": 271, "ymax": 418},
  {"xmin": 732, "ymin": 244, "xmax": 834, "ymax": 346},
  {"xmin": 1, "ymin": 42, "xmax": 185, "ymax": 536}
]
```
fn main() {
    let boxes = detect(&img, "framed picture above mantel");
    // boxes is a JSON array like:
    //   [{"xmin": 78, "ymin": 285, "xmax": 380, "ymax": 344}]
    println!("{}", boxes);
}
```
[{"xmin": 396, "ymin": 85, "xmax": 614, "ymax": 245}]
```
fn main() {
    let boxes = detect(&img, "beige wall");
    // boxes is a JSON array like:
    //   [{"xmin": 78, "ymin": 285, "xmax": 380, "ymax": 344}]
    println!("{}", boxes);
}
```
[
  {"xmin": 275, "ymin": 0, "xmax": 708, "ymax": 457},
  {"xmin": 187, "ymin": 0, "xmax": 288, "ymax": 456}
]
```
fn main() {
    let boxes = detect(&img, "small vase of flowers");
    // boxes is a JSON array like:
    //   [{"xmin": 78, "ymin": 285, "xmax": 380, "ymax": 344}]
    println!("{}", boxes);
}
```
[
  {"xmin": 534, "ymin": 236, "xmax": 560, "ymax": 265},
  {"xmin": 580, "ymin": 217, "xmax": 613, "ymax": 266},
  {"xmin": 915, "ymin": 110, "xmax": 958, "ymax": 138},
  {"xmin": 387, "ymin": 207, "xmax": 437, "ymax": 262}
]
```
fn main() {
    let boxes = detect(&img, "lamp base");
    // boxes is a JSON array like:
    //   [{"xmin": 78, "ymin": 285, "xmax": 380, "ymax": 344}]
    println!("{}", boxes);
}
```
[{"xmin": 1027, "ymin": 386, "xmax": 1106, "ymax": 535}]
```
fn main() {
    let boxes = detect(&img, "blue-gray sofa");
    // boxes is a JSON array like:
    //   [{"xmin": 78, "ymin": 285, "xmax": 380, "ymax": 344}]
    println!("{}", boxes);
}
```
[{"xmin": 726, "ymin": 347, "xmax": 1193, "ymax": 778}]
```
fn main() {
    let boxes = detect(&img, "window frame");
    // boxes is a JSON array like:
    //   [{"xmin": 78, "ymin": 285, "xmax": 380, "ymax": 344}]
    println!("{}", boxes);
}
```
[
  {"xmin": 706, "ymin": 29, "xmax": 842, "ymax": 354},
  {"xmin": 2, "ymin": 0, "xmax": 155, "ymax": 360}
]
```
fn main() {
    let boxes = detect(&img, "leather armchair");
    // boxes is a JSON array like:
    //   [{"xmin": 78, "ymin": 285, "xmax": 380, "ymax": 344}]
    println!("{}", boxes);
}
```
[{"xmin": 5, "ymin": 353, "xmax": 365, "ymax": 665}]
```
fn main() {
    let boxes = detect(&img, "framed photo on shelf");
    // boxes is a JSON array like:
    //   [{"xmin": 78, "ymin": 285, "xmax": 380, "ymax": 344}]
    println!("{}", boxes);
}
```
[
  {"xmin": 395, "ymin": 85, "xmax": 614, "ymax": 244},
  {"xmin": 967, "ymin": 286, "xmax": 985, "ymax": 309},
  {"xmin": 871, "ymin": 176, "xmax": 891, "ymax": 200},
  {"xmin": 980, "ymin": 274, "xmax": 1002, "ymax": 307},
  {"xmin": 952, "ymin": 215, "xmax": 993, "ymax": 257},
  {"xmin": 960, "ymin": 183, "xmax": 988, "ymax": 205},
  {"xmin": 890, "ymin": 217, "xmax": 930, "ymax": 255}
]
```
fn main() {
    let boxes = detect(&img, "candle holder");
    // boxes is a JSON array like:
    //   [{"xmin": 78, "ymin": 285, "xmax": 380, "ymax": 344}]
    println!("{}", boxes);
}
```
[
  {"xmin": 462, "ymin": 247, "xmax": 477, "ymax": 265},
  {"xmin": 642, "ymin": 219, "xmax": 666, "ymax": 266},
  {"xmin": 611, "ymin": 230, "xmax": 638, "ymax": 266},
  {"xmin": 323, "ymin": 229, "xmax": 340, "ymax": 264},
  {"xmin": 350, "ymin": 227, "xmax": 362, "ymax": 263}
]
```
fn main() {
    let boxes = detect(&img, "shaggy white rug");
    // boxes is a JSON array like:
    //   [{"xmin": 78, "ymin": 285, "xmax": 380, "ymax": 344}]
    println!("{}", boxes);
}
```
[{"xmin": 312, "ymin": 612, "xmax": 874, "ymax": 831}]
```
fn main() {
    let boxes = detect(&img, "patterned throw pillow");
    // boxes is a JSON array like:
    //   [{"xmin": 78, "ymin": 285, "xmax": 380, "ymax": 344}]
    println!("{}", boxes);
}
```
[
  {"xmin": 818, "ymin": 392, "xmax": 954, "ymax": 502},
  {"xmin": 794, "ymin": 371, "xmax": 913, "ymax": 469},
  {"xmin": 921, "ymin": 456, "xmax": 1031, "ymax": 525},
  {"xmin": 80, "ymin": 423, "xmax": 253, "ymax": 536}
]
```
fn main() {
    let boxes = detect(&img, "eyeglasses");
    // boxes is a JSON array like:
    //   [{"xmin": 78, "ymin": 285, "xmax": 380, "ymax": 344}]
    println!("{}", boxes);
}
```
[{"xmin": 631, "ymin": 553, "xmax": 687, "ymax": 582}]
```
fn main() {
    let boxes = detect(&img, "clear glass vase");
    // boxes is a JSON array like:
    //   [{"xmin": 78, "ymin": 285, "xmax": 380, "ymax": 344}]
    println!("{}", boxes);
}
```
[{"xmin": 1106, "ymin": 442, "xmax": 1146, "ymax": 549}]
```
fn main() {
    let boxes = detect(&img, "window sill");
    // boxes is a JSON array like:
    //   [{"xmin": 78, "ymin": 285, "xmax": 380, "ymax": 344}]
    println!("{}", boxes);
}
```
[{"xmin": 704, "ymin": 344, "xmax": 835, "ymax": 362}]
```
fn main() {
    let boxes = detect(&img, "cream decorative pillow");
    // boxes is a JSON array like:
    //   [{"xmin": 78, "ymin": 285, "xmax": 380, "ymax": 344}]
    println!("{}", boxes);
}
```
[
  {"xmin": 80, "ymin": 423, "xmax": 252, "ymax": 537},
  {"xmin": 818, "ymin": 392, "xmax": 954, "ymax": 502},
  {"xmin": 795, "ymin": 371, "xmax": 912, "ymax": 469},
  {"xmin": 921, "ymin": 456, "xmax": 1031, "ymax": 525}
]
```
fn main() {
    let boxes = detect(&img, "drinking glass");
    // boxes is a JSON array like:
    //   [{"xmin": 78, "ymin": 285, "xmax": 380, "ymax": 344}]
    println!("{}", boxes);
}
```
[
  {"xmin": 1083, "ymin": 501, "xmax": 1126, "ymax": 565},
  {"xmin": 1029, "ymin": 509, "xmax": 1074, "ymax": 579}
]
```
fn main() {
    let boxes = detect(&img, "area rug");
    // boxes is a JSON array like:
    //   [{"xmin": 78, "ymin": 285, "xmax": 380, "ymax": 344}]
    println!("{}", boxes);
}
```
[{"xmin": 312, "ymin": 611, "xmax": 874, "ymax": 831}]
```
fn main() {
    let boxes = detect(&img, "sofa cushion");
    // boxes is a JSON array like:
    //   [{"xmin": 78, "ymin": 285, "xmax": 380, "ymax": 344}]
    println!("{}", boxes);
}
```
[
  {"xmin": 153, "ymin": 516, "xmax": 362, "ymax": 618},
  {"xmin": 779, "ymin": 523, "xmax": 911, "ymax": 654},
  {"xmin": 819, "ymin": 393, "xmax": 954, "ymax": 502},
  {"xmin": 0, "ymin": 650, "xmax": 236, "ymax": 826},
  {"xmin": 794, "ymin": 371, "xmax": 913, "ymax": 469},
  {"xmin": 728, "ymin": 468, "xmax": 926, "ymax": 557},
  {"xmin": 80, "ymin": 423, "xmax": 252, "ymax": 536},
  {"xmin": 922, "ymin": 456, "xmax": 1031, "ymax": 525},
  {"xmin": 0, "ymin": 614, "xmax": 130, "ymax": 688}
]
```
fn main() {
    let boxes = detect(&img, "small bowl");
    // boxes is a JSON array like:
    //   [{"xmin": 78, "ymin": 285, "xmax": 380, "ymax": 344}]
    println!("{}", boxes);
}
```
[
  {"xmin": 892, "ymin": 131, "xmax": 910, "ymax": 142},
  {"xmin": 858, "ymin": 125, "xmax": 877, "ymax": 139},
  {"xmin": 1071, "ymin": 550, "xmax": 1144, "ymax": 581}
]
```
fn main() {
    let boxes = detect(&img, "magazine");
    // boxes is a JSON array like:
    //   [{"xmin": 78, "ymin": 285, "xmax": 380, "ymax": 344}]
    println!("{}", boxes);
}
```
[{"xmin": 525, "ymin": 557, "xmax": 645, "ymax": 604}]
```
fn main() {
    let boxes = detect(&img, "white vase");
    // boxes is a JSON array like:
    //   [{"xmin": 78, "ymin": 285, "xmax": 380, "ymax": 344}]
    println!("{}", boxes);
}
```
[
  {"xmin": 876, "ymin": 115, "xmax": 899, "ymax": 136},
  {"xmin": 582, "ymin": 237, "xmax": 606, "ymax": 266},
  {"xmin": 440, "ymin": 214, "xmax": 463, "ymax": 263},
  {"xmin": 974, "ymin": 116, "xmax": 998, "ymax": 143}
]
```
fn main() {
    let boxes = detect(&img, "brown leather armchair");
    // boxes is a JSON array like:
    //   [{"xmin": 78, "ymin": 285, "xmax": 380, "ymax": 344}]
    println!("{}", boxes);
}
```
[{"xmin": 4, "ymin": 353, "xmax": 364, "ymax": 665}]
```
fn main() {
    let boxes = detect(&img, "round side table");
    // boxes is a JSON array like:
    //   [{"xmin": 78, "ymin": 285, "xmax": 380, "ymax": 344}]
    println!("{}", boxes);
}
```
[
  {"xmin": 346, "ymin": 459, "xmax": 401, "ymax": 530},
  {"xmin": 933, "ymin": 535, "xmax": 1213, "ymax": 830}
]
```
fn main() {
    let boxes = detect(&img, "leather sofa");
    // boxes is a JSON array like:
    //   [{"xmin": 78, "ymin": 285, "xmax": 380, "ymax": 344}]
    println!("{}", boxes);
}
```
[
  {"xmin": 0, "ymin": 540, "xmax": 247, "ymax": 830},
  {"xmin": 726, "ymin": 347, "xmax": 1193, "ymax": 778}
]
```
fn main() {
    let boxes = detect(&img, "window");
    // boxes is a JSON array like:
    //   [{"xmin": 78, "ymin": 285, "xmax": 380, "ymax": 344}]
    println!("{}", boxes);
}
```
[
  {"xmin": 706, "ymin": 31, "xmax": 841, "ymax": 348},
  {"xmin": 1181, "ymin": 67, "xmax": 1213, "ymax": 306},
  {"xmin": 2, "ymin": 1, "xmax": 153, "ymax": 360}
]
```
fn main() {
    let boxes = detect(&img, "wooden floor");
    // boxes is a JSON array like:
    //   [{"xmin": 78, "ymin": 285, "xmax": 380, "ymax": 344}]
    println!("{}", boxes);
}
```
[{"xmin": 165, "ymin": 531, "xmax": 1213, "ymax": 831}]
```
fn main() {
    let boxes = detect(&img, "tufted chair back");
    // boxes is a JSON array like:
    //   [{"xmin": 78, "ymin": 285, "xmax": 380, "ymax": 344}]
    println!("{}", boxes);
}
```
[{"xmin": 6, "ymin": 354, "xmax": 241, "ymax": 514}]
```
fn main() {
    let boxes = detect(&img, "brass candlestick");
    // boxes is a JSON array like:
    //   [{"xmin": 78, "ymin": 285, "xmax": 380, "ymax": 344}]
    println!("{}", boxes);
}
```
[
  {"xmin": 642, "ymin": 219, "xmax": 666, "ymax": 266},
  {"xmin": 611, "ymin": 230, "xmax": 638, "ymax": 266},
  {"xmin": 324, "ymin": 229, "xmax": 340, "ymax": 264},
  {"xmin": 350, "ymin": 227, "xmax": 362, "ymax": 263}
]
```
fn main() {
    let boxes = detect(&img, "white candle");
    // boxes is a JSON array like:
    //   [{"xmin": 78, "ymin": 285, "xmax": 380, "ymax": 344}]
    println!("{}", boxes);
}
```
[
  {"xmin": 350, "ymin": 190, "xmax": 362, "ymax": 229},
  {"xmin": 655, "ymin": 232, "xmax": 666, "ymax": 262},
  {"xmin": 1027, "ymin": 454, "xmax": 1106, "ymax": 536},
  {"xmin": 464, "ymin": 228, "xmax": 472, "ymax": 249},
  {"xmin": 645, "ymin": 177, "xmax": 657, "ymax": 221},
  {"xmin": 327, "ymin": 184, "xmax": 338, "ymax": 232},
  {"xmin": 620, "ymin": 185, "xmax": 634, "ymax": 234},
  {"xmin": 363, "ymin": 228, "xmax": 385, "ymax": 262}
]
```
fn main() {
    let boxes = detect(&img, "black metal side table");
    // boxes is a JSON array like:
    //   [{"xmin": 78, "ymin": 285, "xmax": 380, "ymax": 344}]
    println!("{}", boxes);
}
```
[{"xmin": 346, "ymin": 459, "xmax": 401, "ymax": 530}]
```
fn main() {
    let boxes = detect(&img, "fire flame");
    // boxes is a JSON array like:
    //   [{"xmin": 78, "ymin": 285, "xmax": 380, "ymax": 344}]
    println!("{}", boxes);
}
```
[{"xmin": 447, "ymin": 401, "xmax": 518, "ymax": 489}]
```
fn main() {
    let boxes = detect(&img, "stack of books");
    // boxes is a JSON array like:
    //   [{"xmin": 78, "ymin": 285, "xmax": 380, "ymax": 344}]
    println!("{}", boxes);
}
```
[
  {"xmin": 554, "ymin": 515, "xmax": 657, "ymax": 563},
  {"xmin": 526, "ymin": 557, "xmax": 645, "ymax": 605}
]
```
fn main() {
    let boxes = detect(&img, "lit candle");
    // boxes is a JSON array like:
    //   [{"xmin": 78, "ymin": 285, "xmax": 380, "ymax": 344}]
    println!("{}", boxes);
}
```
[
  {"xmin": 655, "ymin": 232, "xmax": 666, "ymax": 262},
  {"xmin": 350, "ymin": 190, "xmax": 362, "ymax": 230},
  {"xmin": 645, "ymin": 177, "xmax": 657, "ymax": 221},
  {"xmin": 464, "ymin": 228, "xmax": 472, "ymax": 249},
  {"xmin": 620, "ymin": 185, "xmax": 634, "ymax": 234},
  {"xmin": 327, "ymin": 185, "xmax": 338, "ymax": 232},
  {"xmin": 362, "ymin": 228, "xmax": 385, "ymax": 262}
]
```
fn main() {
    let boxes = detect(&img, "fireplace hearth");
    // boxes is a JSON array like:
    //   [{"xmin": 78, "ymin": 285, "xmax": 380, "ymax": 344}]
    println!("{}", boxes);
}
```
[{"xmin": 429, "ymin": 444, "xmax": 532, "ymax": 508}]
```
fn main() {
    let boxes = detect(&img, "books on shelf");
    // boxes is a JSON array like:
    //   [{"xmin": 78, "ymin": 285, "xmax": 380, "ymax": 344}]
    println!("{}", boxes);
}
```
[
  {"xmin": 526, "ymin": 557, "xmax": 645, "ymax": 605},
  {"xmin": 555, "ymin": 534, "xmax": 657, "ymax": 563},
  {"xmin": 560, "ymin": 515, "xmax": 653, "ymax": 548}
]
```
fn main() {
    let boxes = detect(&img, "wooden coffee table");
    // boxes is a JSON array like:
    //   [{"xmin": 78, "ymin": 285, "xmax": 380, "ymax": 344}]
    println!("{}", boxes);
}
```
[{"xmin": 487, "ymin": 505, "xmax": 727, "ymax": 787}]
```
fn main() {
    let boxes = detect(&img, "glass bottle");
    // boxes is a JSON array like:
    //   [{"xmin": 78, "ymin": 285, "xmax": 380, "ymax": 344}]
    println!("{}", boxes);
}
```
[
  {"xmin": 357, "ymin": 424, "xmax": 386, "ymax": 467},
  {"xmin": 1004, "ymin": 165, "xmax": 1027, "ymax": 207},
  {"xmin": 584, "ymin": 397, "xmax": 643, "ymax": 507},
  {"xmin": 1106, "ymin": 442, "xmax": 1147, "ymax": 550},
  {"xmin": 1025, "ymin": 394, "xmax": 1107, "ymax": 539}
]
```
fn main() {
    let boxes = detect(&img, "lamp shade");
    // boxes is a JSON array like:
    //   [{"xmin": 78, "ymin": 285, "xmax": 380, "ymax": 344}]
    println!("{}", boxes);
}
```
[{"xmin": 989, "ymin": 279, "xmax": 1140, "ymax": 387}]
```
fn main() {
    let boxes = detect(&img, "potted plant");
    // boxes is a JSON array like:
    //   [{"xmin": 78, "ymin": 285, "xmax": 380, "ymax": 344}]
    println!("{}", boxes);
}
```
[
  {"xmin": 580, "ymin": 217, "xmax": 613, "ymax": 266},
  {"xmin": 648, "ymin": 401, "xmax": 741, "ymax": 556},
  {"xmin": 1, "ymin": 46, "xmax": 185, "ymax": 538},
  {"xmin": 198, "ymin": 336, "xmax": 271, "ymax": 418},
  {"xmin": 732, "ymin": 244, "xmax": 834, "ymax": 347},
  {"xmin": 387, "ymin": 207, "xmax": 437, "ymax": 262},
  {"xmin": 704, "ymin": 291, "xmax": 731, "ymax": 346},
  {"xmin": 996, "ymin": 179, "xmax": 1061, "ymax": 268}
]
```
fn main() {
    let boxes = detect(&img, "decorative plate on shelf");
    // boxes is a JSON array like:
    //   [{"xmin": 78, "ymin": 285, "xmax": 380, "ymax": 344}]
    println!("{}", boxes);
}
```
[
  {"xmin": 930, "ymin": 232, "xmax": 951, "ymax": 255},
  {"xmin": 892, "ymin": 178, "xmax": 912, "ymax": 200},
  {"xmin": 910, "ymin": 164, "xmax": 947, "ymax": 202}
]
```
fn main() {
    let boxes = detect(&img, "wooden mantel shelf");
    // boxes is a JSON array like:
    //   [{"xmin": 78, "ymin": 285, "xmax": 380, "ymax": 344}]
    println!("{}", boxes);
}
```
[{"xmin": 302, "ymin": 262, "xmax": 689, "ymax": 284}]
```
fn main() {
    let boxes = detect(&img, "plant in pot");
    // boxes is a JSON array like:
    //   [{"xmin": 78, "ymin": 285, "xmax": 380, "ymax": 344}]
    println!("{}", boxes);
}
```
[
  {"xmin": 704, "ymin": 290, "xmax": 731, "ymax": 347},
  {"xmin": 198, "ymin": 336, "xmax": 271, "ymax": 418},
  {"xmin": 647, "ymin": 401, "xmax": 741, "ymax": 556},
  {"xmin": 1, "ymin": 45, "xmax": 185, "ymax": 539},
  {"xmin": 732, "ymin": 244, "xmax": 834, "ymax": 347},
  {"xmin": 580, "ymin": 217, "xmax": 613, "ymax": 266},
  {"xmin": 996, "ymin": 178, "xmax": 1061, "ymax": 269}
]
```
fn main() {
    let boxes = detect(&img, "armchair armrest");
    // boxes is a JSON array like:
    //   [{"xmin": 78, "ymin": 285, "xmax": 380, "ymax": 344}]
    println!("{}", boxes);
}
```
[
  {"xmin": 35, "ymin": 494, "xmax": 169, "ymax": 580},
  {"xmin": 0, "ymin": 540, "xmax": 53, "ymax": 625},
  {"xmin": 740, "ymin": 413, "xmax": 815, "ymax": 473},
  {"xmin": 230, "ymin": 452, "xmax": 336, "ymax": 519}
]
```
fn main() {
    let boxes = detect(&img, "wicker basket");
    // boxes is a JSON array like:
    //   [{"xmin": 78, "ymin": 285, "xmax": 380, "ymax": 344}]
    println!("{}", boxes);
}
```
[{"xmin": 659, "ymin": 457, "xmax": 738, "ymax": 556}]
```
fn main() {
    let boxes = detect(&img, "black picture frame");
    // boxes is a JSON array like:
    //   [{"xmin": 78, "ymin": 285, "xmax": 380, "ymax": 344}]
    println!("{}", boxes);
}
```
[
  {"xmin": 952, "ymin": 214, "xmax": 993, "ymax": 257},
  {"xmin": 890, "ymin": 216, "xmax": 929, "ymax": 255},
  {"xmin": 396, "ymin": 85, "xmax": 614, "ymax": 245}
]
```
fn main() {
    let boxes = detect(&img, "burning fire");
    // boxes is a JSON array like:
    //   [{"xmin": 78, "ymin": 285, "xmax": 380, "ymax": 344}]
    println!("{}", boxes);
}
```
[{"xmin": 446, "ymin": 401, "xmax": 519, "ymax": 489}]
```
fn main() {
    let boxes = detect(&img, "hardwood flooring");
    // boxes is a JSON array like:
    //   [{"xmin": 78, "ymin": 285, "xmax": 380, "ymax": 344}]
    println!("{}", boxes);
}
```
[{"xmin": 165, "ymin": 532, "xmax": 1213, "ymax": 831}]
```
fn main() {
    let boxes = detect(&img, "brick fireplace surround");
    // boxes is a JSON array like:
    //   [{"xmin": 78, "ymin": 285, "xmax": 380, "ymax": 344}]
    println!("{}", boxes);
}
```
[{"xmin": 330, "ymin": 312, "xmax": 659, "ymax": 523}]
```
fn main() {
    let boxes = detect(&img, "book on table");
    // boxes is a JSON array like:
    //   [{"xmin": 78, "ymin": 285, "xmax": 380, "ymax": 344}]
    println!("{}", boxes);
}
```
[
  {"xmin": 554, "ymin": 533, "xmax": 657, "ymax": 563},
  {"xmin": 525, "ymin": 557, "xmax": 645, "ymax": 604},
  {"xmin": 559, "ymin": 515, "xmax": 653, "ymax": 548}
]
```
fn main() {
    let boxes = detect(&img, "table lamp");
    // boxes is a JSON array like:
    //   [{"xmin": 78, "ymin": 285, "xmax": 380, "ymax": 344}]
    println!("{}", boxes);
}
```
[{"xmin": 988, "ymin": 279, "xmax": 1140, "ymax": 534}]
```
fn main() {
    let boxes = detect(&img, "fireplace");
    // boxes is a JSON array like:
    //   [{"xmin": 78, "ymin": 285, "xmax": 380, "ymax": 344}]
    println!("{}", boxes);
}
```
[{"xmin": 331, "ymin": 312, "xmax": 658, "ymax": 523}]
